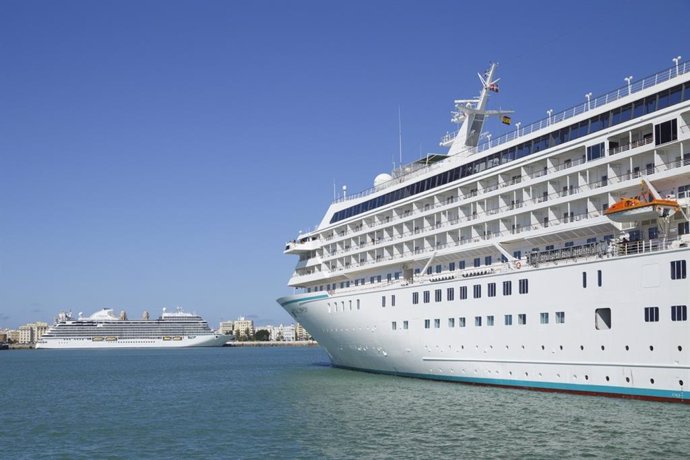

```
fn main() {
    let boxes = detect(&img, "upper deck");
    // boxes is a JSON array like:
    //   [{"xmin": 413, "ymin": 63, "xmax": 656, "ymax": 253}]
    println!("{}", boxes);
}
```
[{"xmin": 332, "ymin": 60, "xmax": 690, "ymax": 208}]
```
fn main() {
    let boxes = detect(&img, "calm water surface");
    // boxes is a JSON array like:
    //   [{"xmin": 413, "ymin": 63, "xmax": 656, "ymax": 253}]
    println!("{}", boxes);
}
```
[{"xmin": 2, "ymin": 347, "xmax": 689, "ymax": 458}]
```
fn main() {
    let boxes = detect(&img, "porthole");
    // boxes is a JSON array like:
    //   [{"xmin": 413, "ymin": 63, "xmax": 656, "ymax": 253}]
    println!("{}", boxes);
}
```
[
  {"xmin": 505, "ymin": 345, "xmax": 509, "ymax": 350},
  {"xmin": 559, "ymin": 345, "xmax": 563, "ymax": 350},
  {"xmin": 601, "ymin": 345, "xmax": 605, "ymax": 351},
  {"xmin": 680, "ymin": 380, "xmax": 684, "ymax": 386},
  {"xmin": 509, "ymin": 371, "xmax": 513, "ymax": 376},
  {"xmin": 605, "ymin": 376, "xmax": 610, "ymax": 382},
  {"xmin": 650, "ymin": 345, "xmax": 654, "ymax": 351},
  {"xmin": 626, "ymin": 377, "xmax": 630, "ymax": 383},
  {"xmin": 541, "ymin": 345, "xmax": 545, "ymax": 350},
  {"xmin": 585, "ymin": 375, "xmax": 589, "ymax": 380},
  {"xmin": 525, "ymin": 372, "xmax": 529, "ymax": 376},
  {"xmin": 625, "ymin": 345, "xmax": 629, "ymax": 351},
  {"xmin": 679, "ymin": 346, "xmax": 683, "ymax": 352},
  {"xmin": 650, "ymin": 378, "xmax": 655, "ymax": 384},
  {"xmin": 580, "ymin": 345, "xmax": 584, "ymax": 350},
  {"xmin": 521, "ymin": 345, "xmax": 525, "ymax": 349}
]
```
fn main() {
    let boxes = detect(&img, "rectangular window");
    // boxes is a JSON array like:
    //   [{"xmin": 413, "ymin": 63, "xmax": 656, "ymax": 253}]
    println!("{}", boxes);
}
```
[
  {"xmin": 519, "ymin": 278, "xmax": 529, "ymax": 294},
  {"xmin": 488, "ymin": 282, "xmax": 496, "ymax": 297},
  {"xmin": 434, "ymin": 318, "xmax": 440, "ymax": 328},
  {"xmin": 485, "ymin": 255, "xmax": 492, "ymax": 266},
  {"xmin": 424, "ymin": 319, "xmax": 431, "ymax": 329},
  {"xmin": 448, "ymin": 318, "xmax": 455, "ymax": 328},
  {"xmin": 423, "ymin": 291, "xmax": 430, "ymax": 303},
  {"xmin": 459, "ymin": 317, "xmax": 466, "ymax": 327},
  {"xmin": 582, "ymin": 272, "xmax": 587, "ymax": 288},
  {"xmin": 597, "ymin": 270, "xmax": 602, "ymax": 287},
  {"xmin": 412, "ymin": 292, "xmax": 419, "ymax": 305},
  {"xmin": 391, "ymin": 295, "xmax": 396, "ymax": 307},
  {"xmin": 487, "ymin": 315, "xmax": 494, "ymax": 326},
  {"xmin": 586, "ymin": 142, "xmax": 605, "ymax": 161},
  {"xmin": 475, "ymin": 316, "xmax": 482, "ymax": 326},
  {"xmin": 391, "ymin": 321, "xmax": 397, "ymax": 330},
  {"xmin": 556, "ymin": 311, "xmax": 565, "ymax": 324},
  {"xmin": 671, "ymin": 305, "xmax": 688, "ymax": 321},
  {"xmin": 504, "ymin": 314, "xmax": 513, "ymax": 326},
  {"xmin": 540, "ymin": 312, "xmax": 549, "ymax": 324},
  {"xmin": 460, "ymin": 286, "xmax": 467, "ymax": 300},
  {"xmin": 473, "ymin": 284, "xmax": 481, "ymax": 298},
  {"xmin": 459, "ymin": 260, "xmax": 466, "ymax": 270},
  {"xmin": 435, "ymin": 289, "xmax": 442, "ymax": 302},
  {"xmin": 447, "ymin": 287, "xmax": 455, "ymax": 301},
  {"xmin": 671, "ymin": 260, "xmax": 687, "ymax": 279},
  {"xmin": 435, "ymin": 264, "xmax": 442, "ymax": 274},
  {"xmin": 503, "ymin": 280, "xmax": 512, "ymax": 296},
  {"xmin": 473, "ymin": 257, "xmax": 481, "ymax": 267},
  {"xmin": 403, "ymin": 320, "xmax": 409, "ymax": 330},
  {"xmin": 595, "ymin": 308, "xmax": 611, "ymax": 329},
  {"xmin": 655, "ymin": 119, "xmax": 678, "ymax": 145},
  {"xmin": 518, "ymin": 314, "xmax": 527, "ymax": 325},
  {"xmin": 644, "ymin": 306, "xmax": 660, "ymax": 322},
  {"xmin": 449, "ymin": 262, "xmax": 456, "ymax": 271},
  {"xmin": 381, "ymin": 296, "xmax": 386, "ymax": 307}
]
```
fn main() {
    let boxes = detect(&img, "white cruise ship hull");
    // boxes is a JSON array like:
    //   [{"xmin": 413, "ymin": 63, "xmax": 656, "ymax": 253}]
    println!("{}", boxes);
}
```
[
  {"xmin": 36, "ymin": 334, "xmax": 229, "ymax": 349},
  {"xmin": 280, "ymin": 59, "xmax": 690, "ymax": 403},
  {"xmin": 279, "ymin": 248, "xmax": 690, "ymax": 402}
]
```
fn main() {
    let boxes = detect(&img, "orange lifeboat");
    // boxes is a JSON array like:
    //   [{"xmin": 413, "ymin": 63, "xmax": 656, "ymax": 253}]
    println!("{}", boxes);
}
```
[{"xmin": 605, "ymin": 193, "xmax": 680, "ymax": 223}]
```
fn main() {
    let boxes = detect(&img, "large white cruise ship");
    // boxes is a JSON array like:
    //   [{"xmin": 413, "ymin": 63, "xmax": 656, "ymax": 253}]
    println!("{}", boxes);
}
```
[
  {"xmin": 279, "ymin": 58, "xmax": 690, "ymax": 403},
  {"xmin": 36, "ymin": 308, "xmax": 229, "ymax": 349}
]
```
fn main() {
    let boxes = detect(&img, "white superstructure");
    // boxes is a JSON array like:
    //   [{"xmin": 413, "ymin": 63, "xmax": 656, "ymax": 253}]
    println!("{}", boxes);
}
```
[
  {"xmin": 279, "ymin": 59, "xmax": 690, "ymax": 402},
  {"xmin": 36, "ymin": 308, "xmax": 229, "ymax": 349}
]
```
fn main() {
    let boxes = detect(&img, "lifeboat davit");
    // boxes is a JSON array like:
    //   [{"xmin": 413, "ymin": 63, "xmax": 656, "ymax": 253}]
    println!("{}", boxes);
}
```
[{"xmin": 605, "ymin": 196, "xmax": 680, "ymax": 222}]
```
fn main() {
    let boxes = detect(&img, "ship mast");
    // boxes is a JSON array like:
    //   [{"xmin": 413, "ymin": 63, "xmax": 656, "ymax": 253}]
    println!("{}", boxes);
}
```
[{"xmin": 445, "ymin": 62, "xmax": 513, "ymax": 158}]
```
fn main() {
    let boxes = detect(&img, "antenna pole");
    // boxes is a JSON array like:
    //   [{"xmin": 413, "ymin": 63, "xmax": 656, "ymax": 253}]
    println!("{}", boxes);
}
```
[{"xmin": 398, "ymin": 105, "xmax": 403, "ymax": 166}]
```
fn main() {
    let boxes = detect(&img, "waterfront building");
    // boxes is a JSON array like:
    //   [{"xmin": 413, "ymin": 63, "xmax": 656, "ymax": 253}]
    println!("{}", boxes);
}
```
[
  {"xmin": 232, "ymin": 317, "xmax": 255, "ymax": 339},
  {"xmin": 218, "ymin": 320, "xmax": 234, "ymax": 335}
]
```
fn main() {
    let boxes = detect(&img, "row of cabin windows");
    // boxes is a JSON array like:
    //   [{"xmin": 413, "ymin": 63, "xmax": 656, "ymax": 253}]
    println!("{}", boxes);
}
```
[
  {"xmin": 582, "ymin": 270, "xmax": 603, "ymax": 288},
  {"xmin": 331, "ymin": 82, "xmax": 690, "ymax": 224},
  {"xmin": 328, "ymin": 299, "xmax": 361, "ymax": 313},
  {"xmin": 644, "ymin": 305, "xmax": 688, "ymax": 322},
  {"xmin": 391, "ymin": 320, "xmax": 409, "ymax": 330},
  {"xmin": 381, "ymin": 295, "xmax": 396, "ymax": 307},
  {"xmin": 413, "ymin": 311, "xmax": 566, "ymax": 330},
  {"xmin": 412, "ymin": 279, "xmax": 529, "ymax": 304}
]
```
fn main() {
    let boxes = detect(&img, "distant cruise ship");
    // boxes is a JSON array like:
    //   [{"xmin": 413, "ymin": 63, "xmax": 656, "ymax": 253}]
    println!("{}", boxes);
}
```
[
  {"xmin": 36, "ymin": 308, "xmax": 229, "ymax": 349},
  {"xmin": 279, "ymin": 59, "xmax": 690, "ymax": 402}
]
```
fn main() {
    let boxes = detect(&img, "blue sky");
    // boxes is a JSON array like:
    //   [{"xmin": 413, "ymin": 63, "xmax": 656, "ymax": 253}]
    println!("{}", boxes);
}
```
[{"xmin": 1, "ymin": 0, "xmax": 689, "ymax": 328}]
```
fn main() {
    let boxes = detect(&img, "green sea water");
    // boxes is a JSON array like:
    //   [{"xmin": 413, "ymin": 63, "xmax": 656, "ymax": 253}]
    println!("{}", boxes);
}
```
[{"xmin": 1, "ymin": 346, "xmax": 689, "ymax": 459}]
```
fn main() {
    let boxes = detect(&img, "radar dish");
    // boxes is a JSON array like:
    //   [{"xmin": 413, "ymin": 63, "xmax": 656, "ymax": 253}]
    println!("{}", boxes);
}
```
[{"xmin": 374, "ymin": 173, "xmax": 392, "ymax": 189}]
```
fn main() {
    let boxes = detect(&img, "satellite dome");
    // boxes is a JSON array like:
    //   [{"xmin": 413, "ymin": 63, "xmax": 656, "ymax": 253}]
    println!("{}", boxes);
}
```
[{"xmin": 374, "ymin": 173, "xmax": 392, "ymax": 189}]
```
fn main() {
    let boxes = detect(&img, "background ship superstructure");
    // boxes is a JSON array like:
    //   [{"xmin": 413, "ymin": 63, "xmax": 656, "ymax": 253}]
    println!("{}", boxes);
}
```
[
  {"xmin": 37, "ymin": 308, "xmax": 228, "ymax": 348},
  {"xmin": 279, "ymin": 59, "xmax": 690, "ymax": 402}
]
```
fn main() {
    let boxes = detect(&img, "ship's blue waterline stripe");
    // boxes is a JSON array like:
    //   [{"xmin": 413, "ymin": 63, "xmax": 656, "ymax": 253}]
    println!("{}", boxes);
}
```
[
  {"xmin": 280, "ymin": 294, "xmax": 329, "ymax": 306},
  {"xmin": 335, "ymin": 365, "xmax": 688, "ymax": 401}
]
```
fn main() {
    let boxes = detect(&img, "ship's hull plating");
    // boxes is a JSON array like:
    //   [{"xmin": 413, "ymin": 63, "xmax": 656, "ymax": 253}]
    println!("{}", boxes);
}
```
[{"xmin": 279, "ymin": 249, "xmax": 690, "ymax": 402}]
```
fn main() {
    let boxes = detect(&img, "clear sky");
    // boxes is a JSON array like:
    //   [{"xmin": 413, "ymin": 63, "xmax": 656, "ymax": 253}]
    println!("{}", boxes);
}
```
[{"xmin": 1, "ymin": 0, "xmax": 689, "ymax": 329}]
